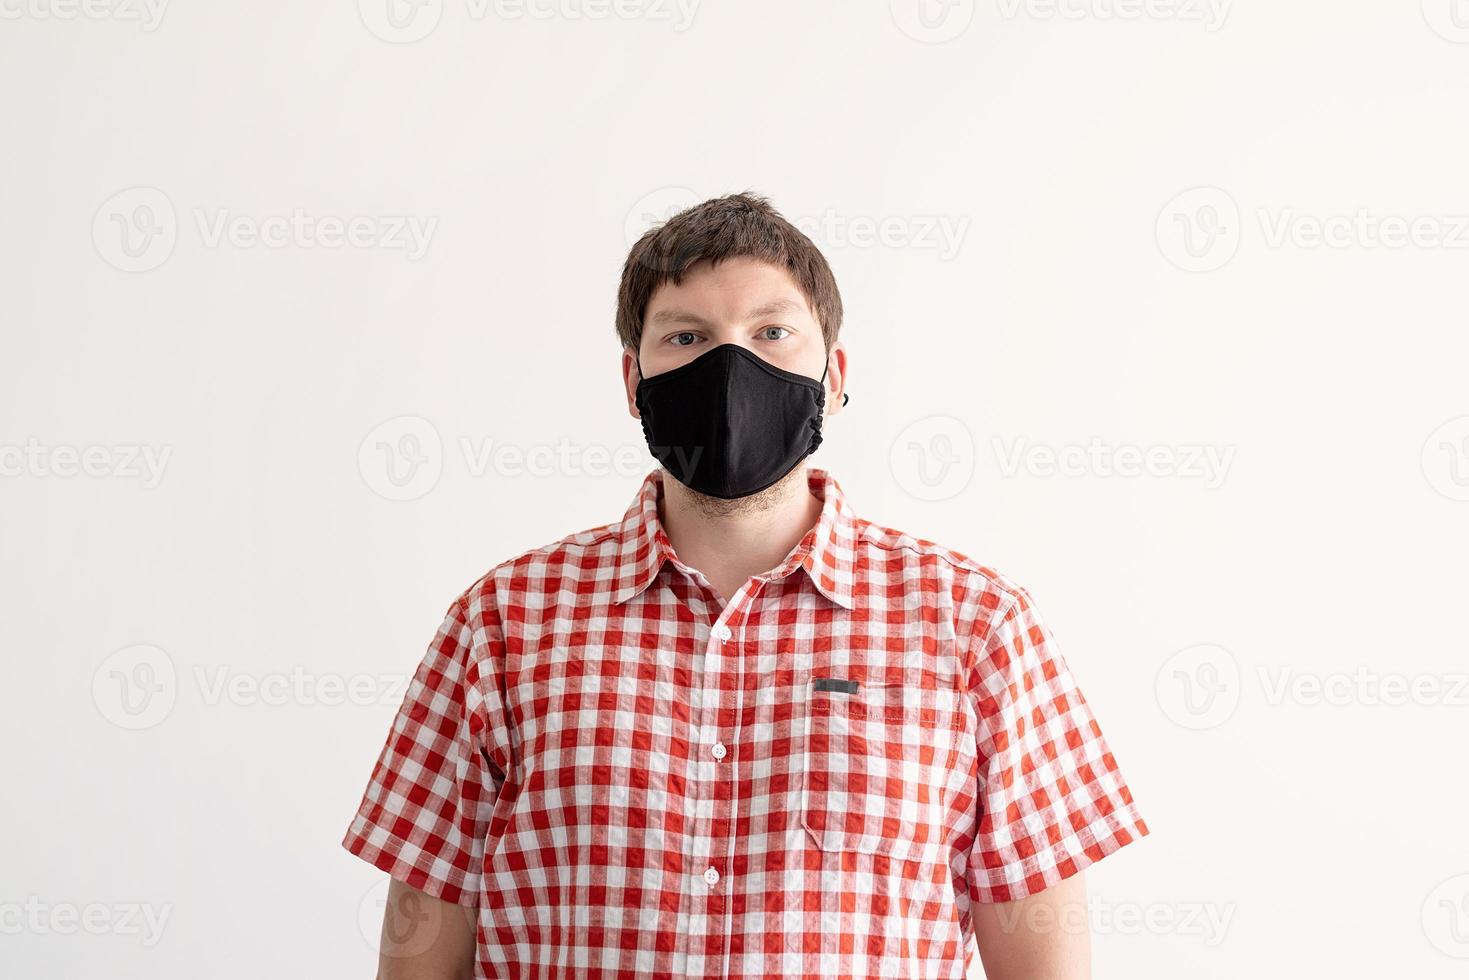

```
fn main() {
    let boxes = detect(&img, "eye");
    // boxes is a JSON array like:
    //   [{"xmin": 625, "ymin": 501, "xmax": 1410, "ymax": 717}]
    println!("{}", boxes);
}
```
[
  {"xmin": 759, "ymin": 326, "xmax": 791, "ymax": 341},
  {"xmin": 669, "ymin": 332, "xmax": 700, "ymax": 347}
]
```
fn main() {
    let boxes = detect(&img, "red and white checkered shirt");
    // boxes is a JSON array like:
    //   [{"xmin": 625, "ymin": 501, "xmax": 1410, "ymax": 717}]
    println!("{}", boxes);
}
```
[{"xmin": 342, "ymin": 466, "xmax": 1148, "ymax": 979}]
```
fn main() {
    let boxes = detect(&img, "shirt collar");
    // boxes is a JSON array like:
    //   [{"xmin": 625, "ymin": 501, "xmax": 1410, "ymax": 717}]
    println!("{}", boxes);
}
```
[{"xmin": 610, "ymin": 467, "xmax": 858, "ymax": 609}]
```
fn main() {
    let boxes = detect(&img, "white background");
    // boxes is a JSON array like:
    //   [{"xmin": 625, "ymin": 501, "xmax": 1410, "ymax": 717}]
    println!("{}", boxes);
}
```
[{"xmin": 3, "ymin": 1, "xmax": 1468, "ymax": 977}]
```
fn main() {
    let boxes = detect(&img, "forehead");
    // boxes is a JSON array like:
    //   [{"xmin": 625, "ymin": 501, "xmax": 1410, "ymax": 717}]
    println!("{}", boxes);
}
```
[{"xmin": 646, "ymin": 256, "xmax": 817, "ymax": 324}]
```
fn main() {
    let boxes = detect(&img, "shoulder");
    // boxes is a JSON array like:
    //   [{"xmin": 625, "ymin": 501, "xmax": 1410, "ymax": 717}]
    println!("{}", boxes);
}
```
[
  {"xmin": 849, "ymin": 515, "xmax": 1039, "ymax": 625},
  {"xmin": 451, "ymin": 518, "xmax": 627, "ymax": 614},
  {"xmin": 850, "ymin": 514, "xmax": 1028, "ymax": 597}
]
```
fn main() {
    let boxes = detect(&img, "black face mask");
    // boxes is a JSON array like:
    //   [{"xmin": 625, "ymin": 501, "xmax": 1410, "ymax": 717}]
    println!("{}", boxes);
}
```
[{"xmin": 634, "ymin": 343, "xmax": 848, "ymax": 500}]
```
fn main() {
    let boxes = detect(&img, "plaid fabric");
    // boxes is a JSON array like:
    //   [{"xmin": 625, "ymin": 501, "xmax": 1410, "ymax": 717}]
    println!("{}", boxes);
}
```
[{"xmin": 342, "ymin": 466, "xmax": 1148, "ymax": 979}]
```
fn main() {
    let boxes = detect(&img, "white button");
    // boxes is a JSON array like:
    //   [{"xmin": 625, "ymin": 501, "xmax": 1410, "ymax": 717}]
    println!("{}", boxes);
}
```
[
  {"xmin": 711, "ymin": 742, "xmax": 726, "ymax": 760},
  {"xmin": 703, "ymin": 866, "xmax": 720, "ymax": 886},
  {"xmin": 712, "ymin": 624, "xmax": 732, "ymax": 642}
]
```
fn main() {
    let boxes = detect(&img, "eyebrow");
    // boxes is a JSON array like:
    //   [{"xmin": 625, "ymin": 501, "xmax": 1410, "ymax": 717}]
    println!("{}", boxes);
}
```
[{"xmin": 647, "ymin": 298, "xmax": 805, "ymax": 328}]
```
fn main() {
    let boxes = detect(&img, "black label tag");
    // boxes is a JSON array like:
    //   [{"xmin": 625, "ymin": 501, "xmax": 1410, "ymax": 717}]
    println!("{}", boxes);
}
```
[{"xmin": 812, "ymin": 677, "xmax": 859, "ymax": 694}]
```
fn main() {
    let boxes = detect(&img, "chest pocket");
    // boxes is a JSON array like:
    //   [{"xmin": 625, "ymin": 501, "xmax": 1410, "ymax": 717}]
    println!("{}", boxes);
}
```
[{"xmin": 800, "ymin": 677, "xmax": 966, "ymax": 858}]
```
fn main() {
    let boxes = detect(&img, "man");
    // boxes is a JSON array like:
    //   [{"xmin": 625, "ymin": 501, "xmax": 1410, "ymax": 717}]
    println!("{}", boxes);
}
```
[{"xmin": 342, "ymin": 192, "xmax": 1148, "ymax": 979}]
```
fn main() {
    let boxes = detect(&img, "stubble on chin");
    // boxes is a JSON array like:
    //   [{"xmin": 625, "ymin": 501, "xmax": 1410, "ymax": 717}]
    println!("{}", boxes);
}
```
[{"xmin": 675, "ymin": 465, "xmax": 807, "ymax": 520}]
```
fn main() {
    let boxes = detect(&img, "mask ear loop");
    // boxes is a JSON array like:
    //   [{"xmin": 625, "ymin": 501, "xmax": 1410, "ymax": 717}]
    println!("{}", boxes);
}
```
[{"xmin": 819, "ymin": 356, "xmax": 849, "ymax": 407}]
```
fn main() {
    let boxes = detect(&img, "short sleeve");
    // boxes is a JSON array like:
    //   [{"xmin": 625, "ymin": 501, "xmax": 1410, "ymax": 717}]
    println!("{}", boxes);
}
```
[
  {"xmin": 341, "ymin": 594, "xmax": 508, "ymax": 906},
  {"xmin": 964, "ymin": 584, "xmax": 1148, "ymax": 904}
]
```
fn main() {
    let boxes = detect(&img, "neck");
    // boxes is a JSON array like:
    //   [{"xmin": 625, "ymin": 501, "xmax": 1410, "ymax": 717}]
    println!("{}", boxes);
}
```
[{"xmin": 658, "ymin": 465, "xmax": 823, "ymax": 604}]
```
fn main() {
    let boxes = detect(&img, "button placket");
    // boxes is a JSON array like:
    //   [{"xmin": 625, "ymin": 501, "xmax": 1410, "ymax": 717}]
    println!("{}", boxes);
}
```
[
  {"xmin": 704, "ymin": 619, "xmax": 735, "ymax": 771},
  {"xmin": 693, "ymin": 610, "xmax": 740, "ymax": 965}
]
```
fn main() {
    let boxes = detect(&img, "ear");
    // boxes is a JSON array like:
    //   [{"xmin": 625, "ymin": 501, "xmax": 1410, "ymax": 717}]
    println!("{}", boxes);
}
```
[
  {"xmin": 622, "ymin": 346, "xmax": 643, "ymax": 419},
  {"xmin": 823, "ymin": 341, "xmax": 848, "ymax": 416}
]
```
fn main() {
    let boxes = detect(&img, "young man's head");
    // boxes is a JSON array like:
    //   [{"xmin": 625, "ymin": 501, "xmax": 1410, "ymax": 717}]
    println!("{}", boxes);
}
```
[{"xmin": 618, "ymin": 192, "xmax": 848, "ymax": 513}]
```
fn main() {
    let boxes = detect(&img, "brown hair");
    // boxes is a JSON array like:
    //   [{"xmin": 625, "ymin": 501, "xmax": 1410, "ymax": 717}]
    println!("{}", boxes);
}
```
[{"xmin": 615, "ymin": 191, "xmax": 843, "ymax": 353}]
